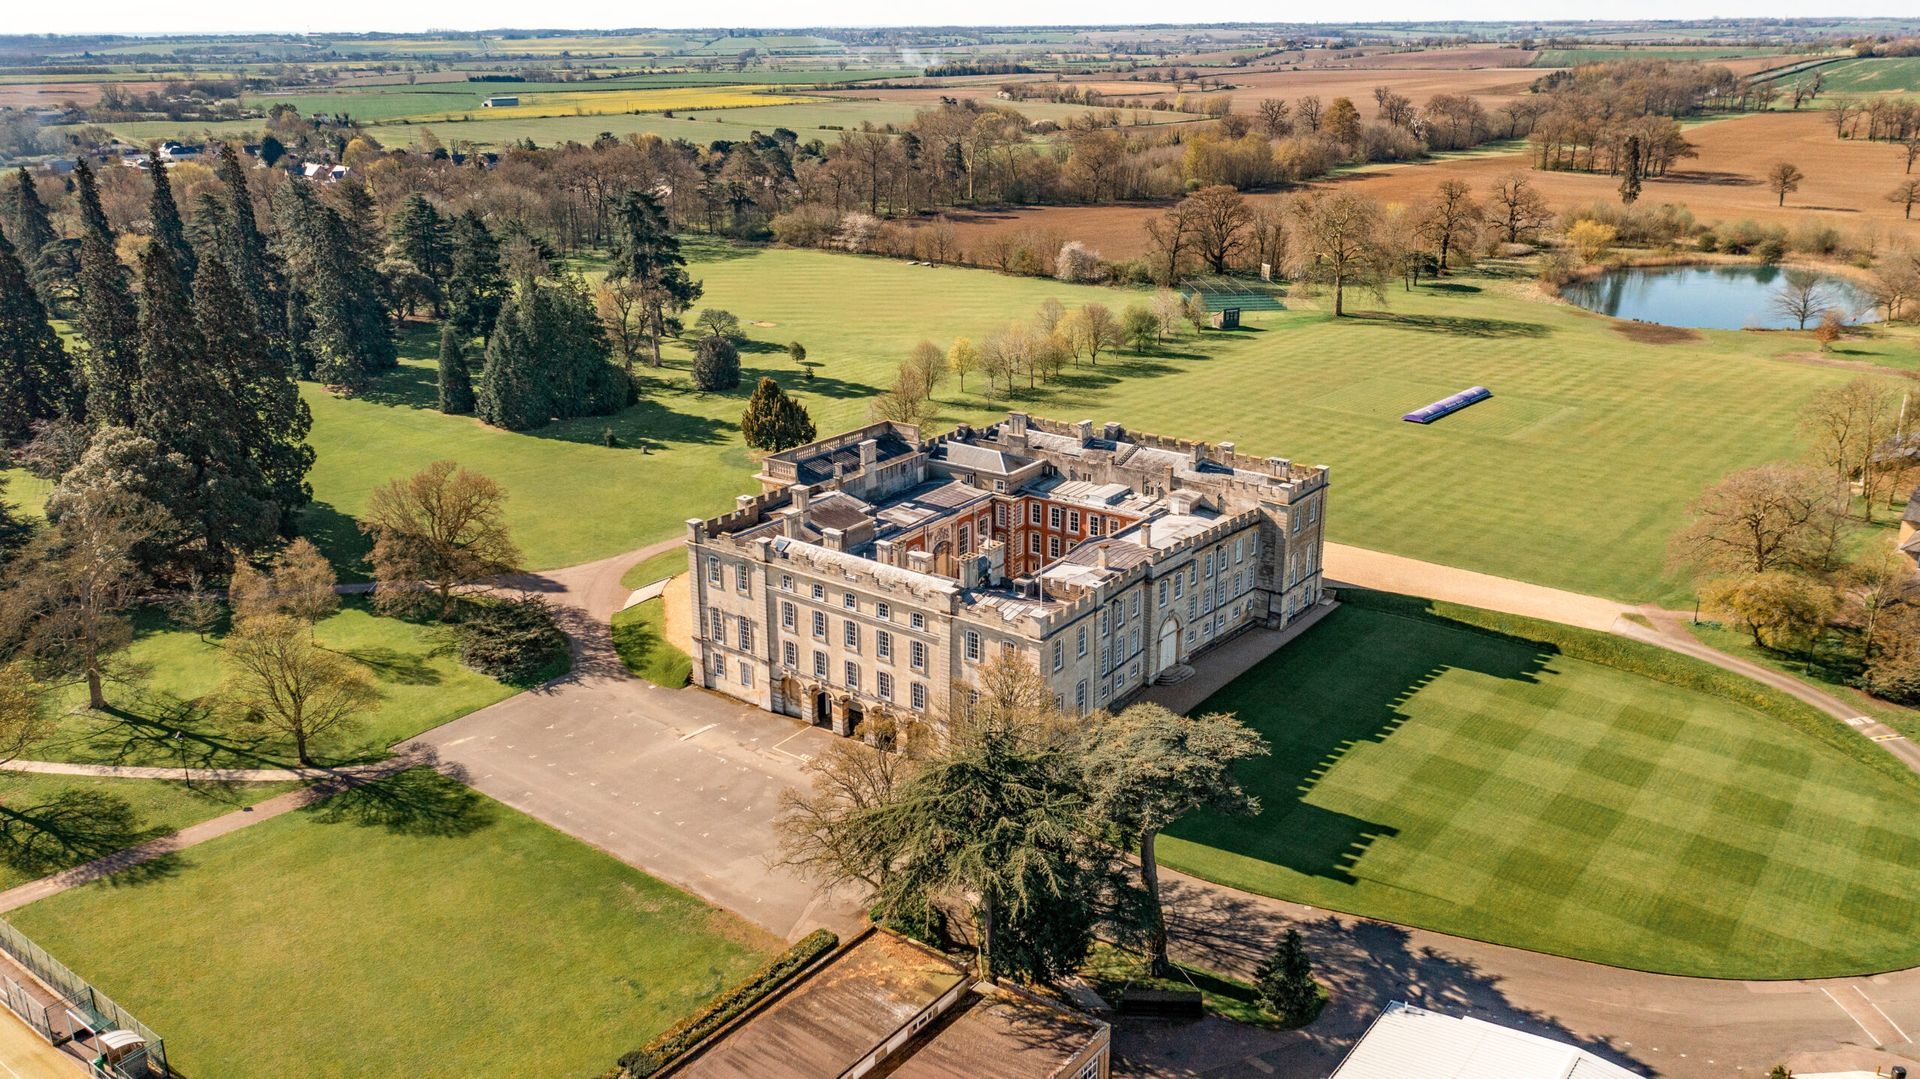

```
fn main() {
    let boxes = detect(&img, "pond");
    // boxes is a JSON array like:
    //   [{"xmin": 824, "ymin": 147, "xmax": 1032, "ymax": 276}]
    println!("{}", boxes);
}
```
[{"xmin": 1561, "ymin": 264, "xmax": 1880, "ymax": 331}]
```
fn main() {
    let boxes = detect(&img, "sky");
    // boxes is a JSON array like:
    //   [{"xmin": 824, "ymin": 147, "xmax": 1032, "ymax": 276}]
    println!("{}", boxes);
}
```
[{"xmin": 9, "ymin": 1, "xmax": 1916, "ymax": 36}]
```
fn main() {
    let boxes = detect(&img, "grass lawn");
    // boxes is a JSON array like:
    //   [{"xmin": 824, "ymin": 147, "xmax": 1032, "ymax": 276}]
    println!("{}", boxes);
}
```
[
  {"xmin": 300, "ymin": 245, "xmax": 1877, "ymax": 604},
  {"xmin": 0, "ymin": 775, "xmax": 299, "ymax": 889},
  {"xmin": 31, "ymin": 599, "xmax": 514, "ymax": 770},
  {"xmin": 619, "ymin": 547, "xmax": 691, "ymax": 590},
  {"xmin": 611, "ymin": 598, "xmax": 692, "ymax": 687},
  {"xmin": 6, "ymin": 769, "xmax": 778, "ymax": 1077},
  {"xmin": 1157, "ymin": 595, "xmax": 1920, "ymax": 979}
]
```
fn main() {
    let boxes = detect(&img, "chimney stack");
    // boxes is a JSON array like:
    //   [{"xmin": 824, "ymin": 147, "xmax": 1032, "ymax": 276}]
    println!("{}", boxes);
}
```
[
  {"xmin": 1218, "ymin": 441, "xmax": 1235, "ymax": 458},
  {"xmin": 859, "ymin": 438, "xmax": 878, "ymax": 469},
  {"xmin": 821, "ymin": 527, "xmax": 845, "ymax": 553},
  {"xmin": 789, "ymin": 484, "xmax": 810, "ymax": 514},
  {"xmin": 1074, "ymin": 419, "xmax": 1094, "ymax": 443},
  {"xmin": 735, "ymin": 494, "xmax": 756, "ymax": 514},
  {"xmin": 1097, "ymin": 544, "xmax": 1110, "ymax": 570}
]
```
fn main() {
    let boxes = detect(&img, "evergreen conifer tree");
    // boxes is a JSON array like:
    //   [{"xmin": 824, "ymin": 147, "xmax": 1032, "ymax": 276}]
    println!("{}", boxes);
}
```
[
  {"xmin": 692, "ymin": 335, "xmax": 741, "ymax": 392},
  {"xmin": 272, "ymin": 180, "xmax": 395, "ymax": 391},
  {"xmin": 477, "ymin": 274, "xmax": 623, "ymax": 431},
  {"xmin": 214, "ymin": 143, "xmax": 290, "ymax": 368},
  {"xmin": 133, "ymin": 243, "xmax": 278, "ymax": 571},
  {"xmin": 739, "ymin": 377, "xmax": 816, "ymax": 451},
  {"xmin": 447, "ymin": 210, "xmax": 506, "ymax": 343},
  {"xmin": 1253, "ymin": 929, "xmax": 1321, "ymax": 1023},
  {"xmin": 608, "ymin": 190, "xmax": 702, "ymax": 367},
  {"xmin": 437, "ymin": 322, "xmax": 475, "ymax": 415},
  {"xmin": 145, "ymin": 150, "xmax": 196, "ymax": 285},
  {"xmin": 0, "ymin": 230, "xmax": 78, "ymax": 444},
  {"xmin": 388, "ymin": 194, "xmax": 450, "ymax": 314},
  {"xmin": 4, "ymin": 168, "xmax": 60, "ymax": 307},
  {"xmin": 194, "ymin": 246, "xmax": 314, "ymax": 529},
  {"xmin": 71, "ymin": 159, "xmax": 140, "ymax": 427}
]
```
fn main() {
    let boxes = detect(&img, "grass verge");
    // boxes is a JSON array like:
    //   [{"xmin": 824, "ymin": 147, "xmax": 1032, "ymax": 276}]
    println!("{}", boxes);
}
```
[{"xmin": 612, "ymin": 598, "xmax": 692, "ymax": 687}]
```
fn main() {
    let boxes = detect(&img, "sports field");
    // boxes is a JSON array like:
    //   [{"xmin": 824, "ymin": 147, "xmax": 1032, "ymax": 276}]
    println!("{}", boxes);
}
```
[
  {"xmin": 299, "ymin": 245, "xmax": 1864, "ymax": 604},
  {"xmin": 6, "ymin": 769, "xmax": 778, "ymax": 1076},
  {"xmin": 1158, "ymin": 594, "xmax": 1920, "ymax": 978}
]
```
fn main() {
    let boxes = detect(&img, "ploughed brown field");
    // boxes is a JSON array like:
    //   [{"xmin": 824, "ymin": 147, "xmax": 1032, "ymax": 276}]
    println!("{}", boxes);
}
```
[
  {"xmin": 0, "ymin": 80, "xmax": 166, "ymax": 109},
  {"xmin": 903, "ymin": 110, "xmax": 1920, "ymax": 261}
]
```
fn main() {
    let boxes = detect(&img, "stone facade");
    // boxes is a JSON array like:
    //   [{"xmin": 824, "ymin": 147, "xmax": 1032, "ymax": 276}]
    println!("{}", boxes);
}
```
[{"xmin": 685, "ymin": 413, "xmax": 1330, "ymax": 738}]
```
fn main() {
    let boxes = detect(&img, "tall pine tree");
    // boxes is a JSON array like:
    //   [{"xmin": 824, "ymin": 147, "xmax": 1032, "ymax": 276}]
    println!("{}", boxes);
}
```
[
  {"xmin": 437, "ymin": 322, "xmax": 475, "ymax": 415},
  {"xmin": 214, "ymin": 143, "xmax": 290, "ymax": 371},
  {"xmin": 388, "ymin": 194, "xmax": 449, "ymax": 315},
  {"xmin": 194, "ymin": 245, "xmax": 315, "ymax": 530},
  {"xmin": 608, "ymin": 190, "xmax": 701, "ymax": 368},
  {"xmin": 145, "ymin": 150, "xmax": 196, "ymax": 286},
  {"xmin": 272, "ymin": 180, "xmax": 395, "ymax": 392},
  {"xmin": 71, "ymin": 159, "xmax": 139, "ymax": 427},
  {"xmin": 0, "ymin": 230, "xmax": 78, "ymax": 444},
  {"xmin": 3, "ymin": 168, "xmax": 60, "ymax": 309},
  {"xmin": 447, "ymin": 210, "xmax": 505, "ymax": 343},
  {"xmin": 132, "ymin": 242, "xmax": 277, "ymax": 573}
]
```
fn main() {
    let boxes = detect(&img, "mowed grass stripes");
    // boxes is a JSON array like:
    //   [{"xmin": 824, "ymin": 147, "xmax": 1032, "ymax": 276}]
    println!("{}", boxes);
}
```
[{"xmin": 1158, "ymin": 602, "xmax": 1920, "ymax": 978}]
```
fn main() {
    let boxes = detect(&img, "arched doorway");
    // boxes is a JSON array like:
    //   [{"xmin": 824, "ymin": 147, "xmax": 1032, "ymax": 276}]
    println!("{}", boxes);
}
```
[
  {"xmin": 843, "ymin": 700, "xmax": 864, "ymax": 739},
  {"xmin": 931, "ymin": 540, "xmax": 955, "ymax": 578},
  {"xmin": 812, "ymin": 690, "xmax": 833, "ymax": 728},
  {"xmin": 1156, "ymin": 617, "xmax": 1181, "ymax": 677}
]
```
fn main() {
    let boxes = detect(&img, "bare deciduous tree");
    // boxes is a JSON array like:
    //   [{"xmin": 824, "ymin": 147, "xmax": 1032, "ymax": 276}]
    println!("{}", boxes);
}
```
[
  {"xmin": 1769, "ymin": 269, "xmax": 1832, "ymax": 331},
  {"xmin": 221, "ymin": 614, "xmax": 378, "ymax": 767},
  {"xmin": 1285, "ymin": 191, "xmax": 1390, "ymax": 317},
  {"xmin": 1669, "ymin": 464, "xmax": 1841, "ymax": 576},
  {"xmin": 360, "ymin": 461, "xmax": 522, "ymax": 620}
]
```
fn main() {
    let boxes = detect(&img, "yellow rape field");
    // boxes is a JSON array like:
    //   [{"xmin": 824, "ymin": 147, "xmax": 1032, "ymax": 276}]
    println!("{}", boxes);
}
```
[{"xmin": 406, "ymin": 85, "xmax": 820, "ymax": 121}]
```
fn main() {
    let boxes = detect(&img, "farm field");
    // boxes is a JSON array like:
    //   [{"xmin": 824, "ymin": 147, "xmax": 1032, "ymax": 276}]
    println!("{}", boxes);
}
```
[
  {"xmin": 297, "ymin": 244, "xmax": 1868, "ymax": 604},
  {"xmin": 1158, "ymin": 593, "xmax": 1920, "ymax": 979},
  {"xmin": 6, "ymin": 769, "xmax": 778, "ymax": 1077},
  {"xmin": 1780, "ymin": 56, "xmax": 1920, "ymax": 97},
  {"xmin": 1532, "ymin": 46, "xmax": 1798, "ymax": 67},
  {"xmin": 29, "ymin": 599, "xmax": 516, "ymax": 770},
  {"xmin": 944, "ymin": 108, "xmax": 1920, "ymax": 260}
]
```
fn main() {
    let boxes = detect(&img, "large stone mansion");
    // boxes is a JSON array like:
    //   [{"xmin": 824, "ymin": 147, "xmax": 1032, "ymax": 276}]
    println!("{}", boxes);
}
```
[{"xmin": 684, "ymin": 414, "xmax": 1330, "ymax": 737}]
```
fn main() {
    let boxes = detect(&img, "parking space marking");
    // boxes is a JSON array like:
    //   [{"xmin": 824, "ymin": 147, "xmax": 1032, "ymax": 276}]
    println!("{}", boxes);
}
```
[
  {"xmin": 1822, "ymin": 987, "xmax": 1885, "ymax": 1045},
  {"xmin": 1856, "ymin": 985, "xmax": 1912, "ymax": 1044}
]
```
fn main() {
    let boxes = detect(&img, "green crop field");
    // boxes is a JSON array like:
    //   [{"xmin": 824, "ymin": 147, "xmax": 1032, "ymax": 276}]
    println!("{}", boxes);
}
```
[
  {"xmin": 1158, "ymin": 594, "xmax": 1920, "ymax": 978},
  {"xmin": 1781, "ymin": 56, "xmax": 1920, "ymax": 96},
  {"xmin": 1533, "ymin": 46, "xmax": 1794, "ymax": 67},
  {"xmin": 7, "ymin": 769, "xmax": 777, "ymax": 1077},
  {"xmin": 29, "ymin": 599, "xmax": 515, "ymax": 770},
  {"xmin": 293, "ymin": 247, "xmax": 1885, "ymax": 605}
]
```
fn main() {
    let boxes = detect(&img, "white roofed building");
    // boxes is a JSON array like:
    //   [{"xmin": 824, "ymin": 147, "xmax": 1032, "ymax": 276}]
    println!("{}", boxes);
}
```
[{"xmin": 1332, "ymin": 1002, "xmax": 1645, "ymax": 1079}]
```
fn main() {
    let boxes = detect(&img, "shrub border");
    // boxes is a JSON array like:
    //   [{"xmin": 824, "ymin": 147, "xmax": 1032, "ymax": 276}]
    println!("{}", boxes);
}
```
[
  {"xmin": 609, "ymin": 928, "xmax": 839, "ymax": 1078},
  {"xmin": 1338, "ymin": 588, "xmax": 1916, "ymax": 789}
]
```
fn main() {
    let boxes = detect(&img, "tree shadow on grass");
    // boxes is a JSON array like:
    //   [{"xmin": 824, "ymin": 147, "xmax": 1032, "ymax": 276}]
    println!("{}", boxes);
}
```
[
  {"xmin": 297, "ymin": 501, "xmax": 372, "ymax": 582},
  {"xmin": 524, "ymin": 393, "xmax": 738, "ymax": 453},
  {"xmin": 1168, "ymin": 592, "xmax": 1552, "ymax": 885},
  {"xmin": 353, "ymin": 359, "xmax": 443, "ymax": 410},
  {"xmin": 1422, "ymin": 281, "xmax": 1483, "ymax": 294},
  {"xmin": 0, "ymin": 789, "xmax": 174, "ymax": 880},
  {"xmin": 332, "ymin": 645, "xmax": 444, "ymax": 687},
  {"xmin": 304, "ymin": 763, "xmax": 493, "ymax": 838},
  {"xmin": 1345, "ymin": 312, "xmax": 1550, "ymax": 338},
  {"xmin": 44, "ymin": 698, "xmax": 292, "ymax": 772}
]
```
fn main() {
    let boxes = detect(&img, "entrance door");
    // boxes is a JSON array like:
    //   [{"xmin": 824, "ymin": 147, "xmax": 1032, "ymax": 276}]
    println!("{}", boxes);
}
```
[
  {"xmin": 813, "ymin": 691, "xmax": 832, "ymax": 728},
  {"xmin": 1156, "ymin": 617, "xmax": 1180, "ymax": 676}
]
